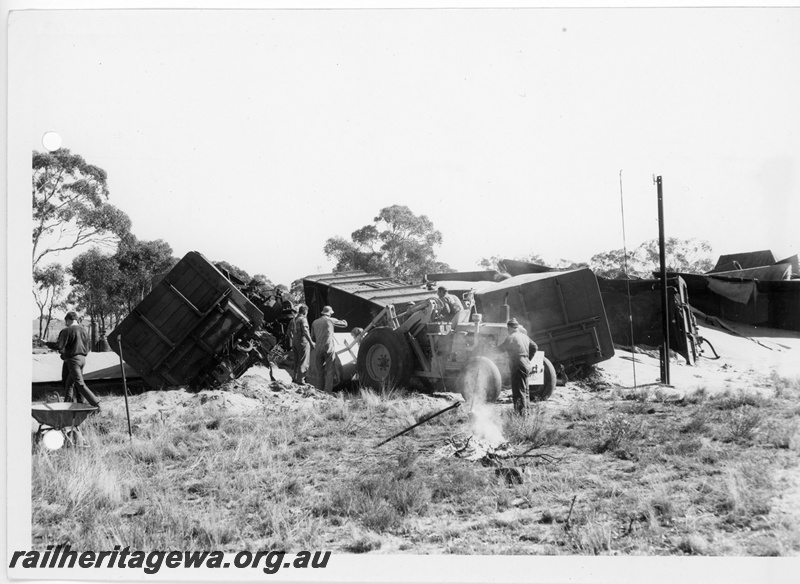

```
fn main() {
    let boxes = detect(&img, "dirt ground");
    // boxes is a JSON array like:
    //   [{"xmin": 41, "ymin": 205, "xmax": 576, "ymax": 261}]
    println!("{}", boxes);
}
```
[{"xmin": 596, "ymin": 317, "xmax": 800, "ymax": 396}]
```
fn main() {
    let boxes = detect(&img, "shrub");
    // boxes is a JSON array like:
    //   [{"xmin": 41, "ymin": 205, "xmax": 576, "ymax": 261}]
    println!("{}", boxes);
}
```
[
  {"xmin": 343, "ymin": 530, "xmax": 382, "ymax": 553},
  {"xmin": 676, "ymin": 534, "xmax": 712, "ymax": 555},
  {"xmin": 358, "ymin": 387, "xmax": 385, "ymax": 410},
  {"xmin": 684, "ymin": 386, "xmax": 709, "ymax": 405},
  {"xmin": 560, "ymin": 399, "xmax": 602, "ymax": 422},
  {"xmin": 711, "ymin": 390, "xmax": 765, "ymax": 411},
  {"xmin": 713, "ymin": 460, "xmax": 773, "ymax": 525},
  {"xmin": 593, "ymin": 412, "xmax": 645, "ymax": 454},
  {"xmin": 611, "ymin": 387, "xmax": 651, "ymax": 402},
  {"xmin": 323, "ymin": 395, "xmax": 352, "ymax": 421},
  {"xmin": 570, "ymin": 514, "xmax": 615, "ymax": 555},
  {"xmin": 721, "ymin": 406, "xmax": 762, "ymax": 443},
  {"xmin": 762, "ymin": 419, "xmax": 800, "ymax": 450},
  {"xmin": 661, "ymin": 438, "xmax": 703, "ymax": 456},
  {"xmin": 325, "ymin": 473, "xmax": 429, "ymax": 532},
  {"xmin": 681, "ymin": 409, "xmax": 711, "ymax": 435},
  {"xmin": 429, "ymin": 461, "xmax": 492, "ymax": 504},
  {"xmin": 356, "ymin": 377, "xmax": 407, "ymax": 402},
  {"xmin": 321, "ymin": 449, "xmax": 432, "ymax": 533},
  {"xmin": 504, "ymin": 407, "xmax": 544, "ymax": 445},
  {"xmin": 620, "ymin": 401, "xmax": 653, "ymax": 415},
  {"xmin": 769, "ymin": 372, "xmax": 800, "ymax": 399}
]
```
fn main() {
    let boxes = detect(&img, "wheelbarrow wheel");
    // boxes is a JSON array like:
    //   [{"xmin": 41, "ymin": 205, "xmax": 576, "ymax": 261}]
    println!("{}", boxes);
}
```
[{"xmin": 40, "ymin": 429, "xmax": 66, "ymax": 451}]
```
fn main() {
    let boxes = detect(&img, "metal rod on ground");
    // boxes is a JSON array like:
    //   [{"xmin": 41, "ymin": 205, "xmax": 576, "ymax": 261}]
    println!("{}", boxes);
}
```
[
  {"xmin": 117, "ymin": 334, "xmax": 133, "ymax": 439},
  {"xmin": 374, "ymin": 401, "xmax": 461, "ymax": 448},
  {"xmin": 656, "ymin": 175, "xmax": 670, "ymax": 385},
  {"xmin": 565, "ymin": 494, "xmax": 577, "ymax": 529}
]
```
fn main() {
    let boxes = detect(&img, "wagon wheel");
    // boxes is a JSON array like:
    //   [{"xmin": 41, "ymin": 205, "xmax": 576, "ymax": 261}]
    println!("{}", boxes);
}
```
[{"xmin": 529, "ymin": 356, "xmax": 557, "ymax": 401}]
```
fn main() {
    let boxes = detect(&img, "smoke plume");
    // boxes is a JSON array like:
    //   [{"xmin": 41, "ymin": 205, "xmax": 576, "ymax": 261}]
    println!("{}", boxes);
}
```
[{"xmin": 463, "ymin": 370, "xmax": 505, "ymax": 447}]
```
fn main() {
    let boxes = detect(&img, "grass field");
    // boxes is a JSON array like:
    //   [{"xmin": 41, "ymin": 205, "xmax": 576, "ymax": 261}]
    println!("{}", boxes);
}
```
[{"xmin": 31, "ymin": 371, "xmax": 800, "ymax": 556}]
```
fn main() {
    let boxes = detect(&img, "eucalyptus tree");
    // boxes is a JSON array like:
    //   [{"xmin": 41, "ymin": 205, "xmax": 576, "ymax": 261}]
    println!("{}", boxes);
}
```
[
  {"xmin": 33, "ymin": 263, "xmax": 67, "ymax": 340},
  {"xmin": 324, "ymin": 205, "xmax": 452, "ymax": 283},
  {"xmin": 32, "ymin": 148, "xmax": 131, "ymax": 269}
]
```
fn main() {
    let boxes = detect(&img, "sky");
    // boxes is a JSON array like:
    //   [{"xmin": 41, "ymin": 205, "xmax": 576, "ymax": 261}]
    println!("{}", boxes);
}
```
[{"xmin": 9, "ymin": 5, "xmax": 800, "ymax": 292}]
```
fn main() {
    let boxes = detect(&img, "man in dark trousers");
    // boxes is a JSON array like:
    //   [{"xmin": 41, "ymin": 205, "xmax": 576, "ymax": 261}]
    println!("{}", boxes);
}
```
[
  {"xmin": 290, "ymin": 305, "xmax": 315, "ymax": 385},
  {"xmin": 497, "ymin": 318, "xmax": 538, "ymax": 415},
  {"xmin": 57, "ymin": 311, "xmax": 101, "ymax": 408},
  {"xmin": 310, "ymin": 305, "xmax": 347, "ymax": 392}
]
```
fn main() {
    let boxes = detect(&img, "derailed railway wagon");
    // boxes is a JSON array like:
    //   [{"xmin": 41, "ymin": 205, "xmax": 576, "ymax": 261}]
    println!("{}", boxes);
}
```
[
  {"xmin": 473, "ymin": 269, "xmax": 615, "ymax": 377},
  {"xmin": 109, "ymin": 252, "xmax": 267, "ymax": 389},
  {"xmin": 303, "ymin": 268, "xmax": 615, "ymax": 401}
]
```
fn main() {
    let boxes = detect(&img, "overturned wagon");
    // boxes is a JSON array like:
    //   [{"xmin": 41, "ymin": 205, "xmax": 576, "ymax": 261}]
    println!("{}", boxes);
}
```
[
  {"xmin": 303, "ymin": 268, "xmax": 615, "ymax": 400},
  {"xmin": 472, "ymin": 269, "xmax": 616, "ymax": 376},
  {"xmin": 109, "ymin": 252, "xmax": 268, "ymax": 389}
]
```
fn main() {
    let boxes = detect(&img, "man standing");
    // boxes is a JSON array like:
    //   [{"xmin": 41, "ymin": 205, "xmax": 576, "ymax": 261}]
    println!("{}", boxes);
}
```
[
  {"xmin": 497, "ymin": 318, "xmax": 538, "ymax": 415},
  {"xmin": 290, "ymin": 305, "xmax": 315, "ymax": 385},
  {"xmin": 310, "ymin": 306, "xmax": 347, "ymax": 392},
  {"xmin": 437, "ymin": 286, "xmax": 465, "ymax": 323},
  {"xmin": 57, "ymin": 312, "xmax": 101, "ymax": 408}
]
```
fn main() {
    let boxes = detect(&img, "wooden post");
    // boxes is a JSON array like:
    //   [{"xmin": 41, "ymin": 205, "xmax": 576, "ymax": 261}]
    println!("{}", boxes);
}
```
[
  {"xmin": 657, "ymin": 176, "xmax": 670, "ymax": 385},
  {"xmin": 117, "ymin": 334, "xmax": 134, "ymax": 439}
]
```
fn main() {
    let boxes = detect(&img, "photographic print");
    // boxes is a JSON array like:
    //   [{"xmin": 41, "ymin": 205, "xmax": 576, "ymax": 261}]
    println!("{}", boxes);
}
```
[{"xmin": 6, "ymin": 1, "xmax": 800, "ymax": 582}]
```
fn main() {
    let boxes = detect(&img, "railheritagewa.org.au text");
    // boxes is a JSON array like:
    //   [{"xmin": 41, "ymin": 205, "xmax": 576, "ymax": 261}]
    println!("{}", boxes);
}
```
[{"xmin": 9, "ymin": 545, "xmax": 331, "ymax": 574}]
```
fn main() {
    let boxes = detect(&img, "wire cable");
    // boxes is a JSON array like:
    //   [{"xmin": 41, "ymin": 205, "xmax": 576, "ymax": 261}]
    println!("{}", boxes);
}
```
[{"xmin": 619, "ymin": 170, "xmax": 637, "ymax": 389}]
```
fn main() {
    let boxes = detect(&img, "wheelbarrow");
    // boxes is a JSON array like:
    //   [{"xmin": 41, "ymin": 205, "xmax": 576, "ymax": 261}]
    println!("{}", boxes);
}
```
[{"xmin": 32, "ymin": 403, "xmax": 98, "ymax": 450}]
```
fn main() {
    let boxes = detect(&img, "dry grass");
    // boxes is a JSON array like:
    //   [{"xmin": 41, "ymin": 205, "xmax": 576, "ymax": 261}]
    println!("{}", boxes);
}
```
[
  {"xmin": 31, "ymin": 375, "xmax": 800, "ymax": 556},
  {"xmin": 502, "ymin": 407, "xmax": 563, "ymax": 447}
]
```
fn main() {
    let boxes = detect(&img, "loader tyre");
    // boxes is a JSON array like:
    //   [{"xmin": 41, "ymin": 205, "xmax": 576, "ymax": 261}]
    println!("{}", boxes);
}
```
[
  {"xmin": 529, "ymin": 356, "xmax": 557, "ymax": 402},
  {"xmin": 458, "ymin": 356, "xmax": 502, "ymax": 404},
  {"xmin": 356, "ymin": 327, "xmax": 413, "ymax": 390}
]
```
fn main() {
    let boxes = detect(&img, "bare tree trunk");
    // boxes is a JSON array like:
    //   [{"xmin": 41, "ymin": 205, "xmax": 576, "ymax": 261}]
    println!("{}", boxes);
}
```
[
  {"xmin": 43, "ymin": 308, "xmax": 54, "ymax": 341},
  {"xmin": 34, "ymin": 291, "xmax": 47, "ymax": 340},
  {"xmin": 90, "ymin": 317, "xmax": 98, "ymax": 348},
  {"xmin": 42, "ymin": 291, "xmax": 58, "ymax": 341}
]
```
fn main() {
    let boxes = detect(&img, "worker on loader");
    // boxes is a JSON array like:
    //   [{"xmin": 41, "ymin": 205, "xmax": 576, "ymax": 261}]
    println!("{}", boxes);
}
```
[
  {"xmin": 290, "ymin": 305, "xmax": 315, "ymax": 385},
  {"xmin": 436, "ymin": 286, "xmax": 464, "ymax": 323},
  {"xmin": 57, "ymin": 311, "xmax": 101, "ymax": 409},
  {"xmin": 311, "ymin": 306, "xmax": 348, "ymax": 392},
  {"xmin": 497, "ymin": 318, "xmax": 538, "ymax": 416}
]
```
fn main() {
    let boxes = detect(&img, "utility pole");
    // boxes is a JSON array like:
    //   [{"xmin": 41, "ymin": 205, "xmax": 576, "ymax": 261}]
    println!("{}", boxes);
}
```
[{"xmin": 656, "ymin": 176, "xmax": 670, "ymax": 385}]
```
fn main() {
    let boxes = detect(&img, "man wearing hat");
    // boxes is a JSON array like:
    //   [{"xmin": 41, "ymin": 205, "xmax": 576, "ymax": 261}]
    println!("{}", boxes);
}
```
[
  {"xmin": 436, "ymin": 286, "xmax": 464, "ymax": 323},
  {"xmin": 310, "ymin": 306, "xmax": 348, "ymax": 392},
  {"xmin": 57, "ymin": 311, "xmax": 101, "ymax": 408},
  {"xmin": 498, "ymin": 318, "xmax": 538, "ymax": 415}
]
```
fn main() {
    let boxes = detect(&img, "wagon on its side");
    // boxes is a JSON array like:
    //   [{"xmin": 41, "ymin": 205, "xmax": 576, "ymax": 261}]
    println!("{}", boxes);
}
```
[{"xmin": 109, "ymin": 251, "xmax": 265, "ymax": 389}]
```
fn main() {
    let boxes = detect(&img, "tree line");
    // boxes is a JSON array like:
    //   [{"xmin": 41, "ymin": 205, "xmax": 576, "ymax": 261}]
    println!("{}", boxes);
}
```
[
  {"xmin": 323, "ymin": 205, "xmax": 714, "ymax": 282},
  {"xmin": 32, "ymin": 149, "xmax": 279, "ymax": 343},
  {"xmin": 34, "ymin": 148, "xmax": 715, "ymax": 342}
]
